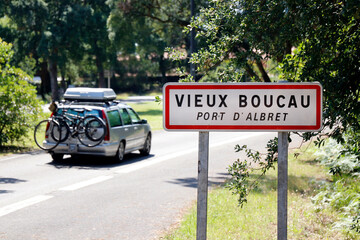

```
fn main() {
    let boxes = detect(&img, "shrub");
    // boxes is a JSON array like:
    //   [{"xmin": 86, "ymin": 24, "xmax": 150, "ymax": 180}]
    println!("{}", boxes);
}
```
[
  {"xmin": 313, "ymin": 134, "xmax": 360, "ymax": 237},
  {"xmin": 0, "ymin": 39, "xmax": 42, "ymax": 146},
  {"xmin": 315, "ymin": 137, "xmax": 360, "ymax": 175}
]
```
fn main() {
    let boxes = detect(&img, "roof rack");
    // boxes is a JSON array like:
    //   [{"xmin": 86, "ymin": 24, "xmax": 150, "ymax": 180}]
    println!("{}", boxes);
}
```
[
  {"xmin": 64, "ymin": 87, "xmax": 117, "ymax": 101},
  {"xmin": 59, "ymin": 99, "xmax": 122, "ymax": 108}
]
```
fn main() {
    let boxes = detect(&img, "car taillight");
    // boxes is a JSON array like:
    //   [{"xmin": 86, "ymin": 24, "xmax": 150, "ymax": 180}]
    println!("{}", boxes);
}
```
[
  {"xmin": 45, "ymin": 112, "xmax": 54, "ymax": 139},
  {"xmin": 102, "ymin": 110, "xmax": 110, "ymax": 141}
]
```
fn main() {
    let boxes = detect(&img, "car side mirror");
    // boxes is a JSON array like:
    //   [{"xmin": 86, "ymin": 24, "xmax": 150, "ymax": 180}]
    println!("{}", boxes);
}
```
[{"xmin": 141, "ymin": 119, "xmax": 147, "ymax": 124}]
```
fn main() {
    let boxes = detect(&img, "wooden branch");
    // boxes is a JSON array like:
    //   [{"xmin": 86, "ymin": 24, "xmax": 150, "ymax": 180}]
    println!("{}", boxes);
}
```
[
  {"xmin": 244, "ymin": 63, "xmax": 260, "ymax": 81},
  {"xmin": 255, "ymin": 58, "xmax": 271, "ymax": 82}
]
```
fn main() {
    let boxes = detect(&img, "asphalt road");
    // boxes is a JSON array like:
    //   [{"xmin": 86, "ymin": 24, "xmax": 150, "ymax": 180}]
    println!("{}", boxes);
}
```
[{"xmin": 0, "ymin": 130, "xmax": 299, "ymax": 240}]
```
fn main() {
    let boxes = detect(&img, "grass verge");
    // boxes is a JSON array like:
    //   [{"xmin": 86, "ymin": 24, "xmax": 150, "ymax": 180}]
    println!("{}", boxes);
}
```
[
  {"xmin": 0, "ymin": 111, "xmax": 49, "ymax": 157},
  {"xmin": 128, "ymin": 101, "xmax": 163, "ymax": 131},
  {"xmin": 162, "ymin": 144, "xmax": 351, "ymax": 240}
]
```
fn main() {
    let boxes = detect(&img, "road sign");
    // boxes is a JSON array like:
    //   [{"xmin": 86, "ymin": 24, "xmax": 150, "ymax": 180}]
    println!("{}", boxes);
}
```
[
  {"xmin": 163, "ymin": 82, "xmax": 323, "ymax": 240},
  {"xmin": 163, "ymin": 82, "xmax": 322, "ymax": 131}
]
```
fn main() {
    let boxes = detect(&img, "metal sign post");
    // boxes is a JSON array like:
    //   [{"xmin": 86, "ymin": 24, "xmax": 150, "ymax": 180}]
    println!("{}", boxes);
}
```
[
  {"xmin": 197, "ymin": 131, "xmax": 209, "ymax": 240},
  {"xmin": 277, "ymin": 132, "xmax": 289, "ymax": 240}
]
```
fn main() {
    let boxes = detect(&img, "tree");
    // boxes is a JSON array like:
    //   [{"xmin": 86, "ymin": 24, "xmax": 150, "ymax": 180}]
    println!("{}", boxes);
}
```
[
  {"xmin": 82, "ymin": 0, "xmax": 113, "ymax": 88},
  {"xmin": 1, "ymin": 0, "xmax": 210, "ymax": 95},
  {"xmin": 37, "ymin": 0, "xmax": 93, "ymax": 100},
  {"xmin": 187, "ymin": 0, "xmax": 304, "ymax": 82},
  {"xmin": 280, "ymin": 0, "xmax": 360, "ymax": 141},
  {"xmin": 0, "ymin": 0, "xmax": 79, "ymax": 100},
  {"xmin": 1, "ymin": 0, "xmax": 115, "ymax": 98},
  {"xmin": 187, "ymin": 0, "xmax": 359, "ymax": 136},
  {"xmin": 0, "ymin": 39, "xmax": 42, "ymax": 146},
  {"xmin": 0, "ymin": 0, "xmax": 52, "ymax": 98},
  {"xmin": 185, "ymin": 0, "xmax": 360, "ymax": 220},
  {"xmin": 110, "ymin": 0, "xmax": 209, "ymax": 81}
]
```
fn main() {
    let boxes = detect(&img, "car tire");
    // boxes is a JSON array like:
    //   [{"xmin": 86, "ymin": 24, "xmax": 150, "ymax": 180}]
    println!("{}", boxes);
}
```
[
  {"xmin": 51, "ymin": 153, "xmax": 64, "ymax": 162},
  {"xmin": 139, "ymin": 134, "xmax": 151, "ymax": 156},
  {"xmin": 114, "ymin": 141, "xmax": 125, "ymax": 162}
]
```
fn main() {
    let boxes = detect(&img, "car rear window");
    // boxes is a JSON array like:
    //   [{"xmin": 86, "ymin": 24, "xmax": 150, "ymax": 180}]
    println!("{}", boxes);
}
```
[
  {"xmin": 57, "ymin": 108, "xmax": 102, "ymax": 119},
  {"xmin": 107, "ymin": 110, "xmax": 122, "ymax": 127}
]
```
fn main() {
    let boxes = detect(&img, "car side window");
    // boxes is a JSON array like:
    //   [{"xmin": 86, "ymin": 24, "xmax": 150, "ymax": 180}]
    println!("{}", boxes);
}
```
[
  {"xmin": 107, "ymin": 110, "xmax": 122, "ymax": 127},
  {"xmin": 119, "ymin": 109, "xmax": 132, "ymax": 125},
  {"xmin": 127, "ymin": 108, "xmax": 141, "ymax": 124}
]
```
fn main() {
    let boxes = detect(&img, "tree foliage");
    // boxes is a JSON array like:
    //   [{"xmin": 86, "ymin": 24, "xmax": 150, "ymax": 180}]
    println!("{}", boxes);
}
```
[
  {"xmin": 227, "ymin": 138, "xmax": 278, "ymax": 207},
  {"xmin": 109, "ymin": 0, "xmax": 209, "ymax": 80},
  {"xmin": 0, "ymin": 0, "xmax": 119, "ymax": 98},
  {"xmin": 0, "ymin": 39, "xmax": 42, "ymax": 146},
  {"xmin": 189, "ymin": 0, "xmax": 360, "ymax": 138},
  {"xmin": 186, "ymin": 0, "xmax": 360, "ymax": 232},
  {"xmin": 280, "ymin": 0, "xmax": 360, "ymax": 141},
  {"xmin": 115, "ymin": 0, "xmax": 203, "ymax": 80},
  {"xmin": 0, "ymin": 0, "xmax": 209, "ymax": 97},
  {"xmin": 187, "ymin": 0, "xmax": 302, "ymax": 82}
]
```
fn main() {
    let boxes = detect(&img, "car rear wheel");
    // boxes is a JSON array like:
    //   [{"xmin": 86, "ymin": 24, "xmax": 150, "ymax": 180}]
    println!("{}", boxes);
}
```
[
  {"xmin": 51, "ymin": 153, "xmax": 64, "ymax": 162},
  {"xmin": 140, "ymin": 134, "xmax": 151, "ymax": 156},
  {"xmin": 114, "ymin": 141, "xmax": 125, "ymax": 162}
]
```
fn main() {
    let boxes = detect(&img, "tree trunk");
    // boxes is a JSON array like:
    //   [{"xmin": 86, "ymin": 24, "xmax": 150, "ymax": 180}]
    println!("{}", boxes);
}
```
[
  {"xmin": 96, "ymin": 56, "xmax": 106, "ymax": 88},
  {"xmin": 159, "ymin": 54, "xmax": 167, "ymax": 83},
  {"xmin": 60, "ymin": 66, "xmax": 67, "ymax": 90},
  {"xmin": 37, "ymin": 61, "xmax": 51, "ymax": 100},
  {"xmin": 48, "ymin": 59, "xmax": 59, "ymax": 101},
  {"xmin": 255, "ymin": 59, "xmax": 271, "ymax": 82},
  {"xmin": 244, "ymin": 63, "xmax": 260, "ymax": 81}
]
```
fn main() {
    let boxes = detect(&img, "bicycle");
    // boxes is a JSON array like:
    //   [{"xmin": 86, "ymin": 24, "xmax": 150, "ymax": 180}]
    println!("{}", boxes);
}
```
[
  {"xmin": 34, "ymin": 101, "xmax": 107, "ymax": 150},
  {"xmin": 34, "ymin": 118, "xmax": 62, "ymax": 151}
]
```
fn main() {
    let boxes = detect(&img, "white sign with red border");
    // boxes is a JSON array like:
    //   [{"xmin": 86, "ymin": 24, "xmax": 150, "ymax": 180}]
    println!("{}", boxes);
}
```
[{"xmin": 163, "ymin": 82, "xmax": 322, "ymax": 131}]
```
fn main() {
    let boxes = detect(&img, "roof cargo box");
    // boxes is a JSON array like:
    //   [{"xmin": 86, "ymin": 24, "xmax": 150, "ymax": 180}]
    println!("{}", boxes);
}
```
[{"xmin": 64, "ymin": 87, "xmax": 116, "ymax": 101}]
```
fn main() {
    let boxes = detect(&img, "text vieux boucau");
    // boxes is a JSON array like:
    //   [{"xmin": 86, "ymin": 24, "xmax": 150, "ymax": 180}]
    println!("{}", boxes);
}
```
[{"xmin": 174, "ymin": 94, "xmax": 311, "ymax": 122}]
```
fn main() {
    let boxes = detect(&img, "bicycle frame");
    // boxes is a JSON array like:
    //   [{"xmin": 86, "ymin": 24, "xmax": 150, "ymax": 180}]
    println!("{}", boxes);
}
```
[{"xmin": 53, "ymin": 101, "xmax": 89, "ymax": 137}]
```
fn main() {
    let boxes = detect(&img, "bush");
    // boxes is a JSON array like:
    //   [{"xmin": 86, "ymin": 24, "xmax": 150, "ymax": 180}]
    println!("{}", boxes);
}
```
[
  {"xmin": 313, "ymin": 134, "xmax": 360, "ymax": 237},
  {"xmin": 0, "ymin": 39, "xmax": 42, "ymax": 146},
  {"xmin": 315, "ymin": 137, "xmax": 360, "ymax": 175}
]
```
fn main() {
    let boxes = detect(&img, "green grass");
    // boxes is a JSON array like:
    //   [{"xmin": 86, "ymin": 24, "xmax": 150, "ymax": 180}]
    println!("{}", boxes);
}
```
[
  {"xmin": 162, "ymin": 145, "xmax": 351, "ymax": 240},
  {"xmin": 0, "ymin": 111, "xmax": 49, "ymax": 156},
  {"xmin": 116, "ymin": 91, "xmax": 163, "ymax": 100},
  {"xmin": 128, "ymin": 101, "xmax": 163, "ymax": 131}
]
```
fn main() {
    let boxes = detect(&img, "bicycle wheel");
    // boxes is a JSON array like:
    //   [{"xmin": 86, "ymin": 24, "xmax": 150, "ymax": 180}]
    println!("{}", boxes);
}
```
[
  {"xmin": 34, "ymin": 119, "xmax": 61, "ymax": 151},
  {"xmin": 51, "ymin": 119, "xmax": 70, "ymax": 142},
  {"xmin": 77, "ymin": 116, "xmax": 106, "ymax": 147}
]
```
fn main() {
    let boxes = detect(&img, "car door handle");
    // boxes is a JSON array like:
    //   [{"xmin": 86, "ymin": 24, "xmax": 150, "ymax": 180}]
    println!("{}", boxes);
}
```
[{"xmin": 124, "ymin": 128, "xmax": 129, "ymax": 131}]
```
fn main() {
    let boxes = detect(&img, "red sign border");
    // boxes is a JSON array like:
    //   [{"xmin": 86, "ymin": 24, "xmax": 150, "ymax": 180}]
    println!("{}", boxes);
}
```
[{"xmin": 163, "ymin": 83, "xmax": 323, "ymax": 131}]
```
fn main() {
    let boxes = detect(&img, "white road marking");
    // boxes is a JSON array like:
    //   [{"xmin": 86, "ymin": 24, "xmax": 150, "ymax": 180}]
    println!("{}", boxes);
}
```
[
  {"xmin": 0, "ymin": 153, "xmax": 37, "ymax": 162},
  {"xmin": 116, "ymin": 132, "xmax": 268, "ymax": 174},
  {"xmin": 115, "ymin": 148, "xmax": 197, "ymax": 174},
  {"xmin": 58, "ymin": 175, "xmax": 113, "ymax": 191},
  {"xmin": 0, "ymin": 195, "xmax": 53, "ymax": 217},
  {"xmin": 0, "ymin": 176, "xmax": 113, "ymax": 218},
  {"xmin": 0, "ymin": 132, "xmax": 270, "ymax": 218}
]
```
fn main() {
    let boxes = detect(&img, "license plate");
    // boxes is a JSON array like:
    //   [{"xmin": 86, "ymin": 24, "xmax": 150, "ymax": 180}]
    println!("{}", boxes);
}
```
[{"xmin": 69, "ymin": 144, "xmax": 77, "ymax": 152}]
